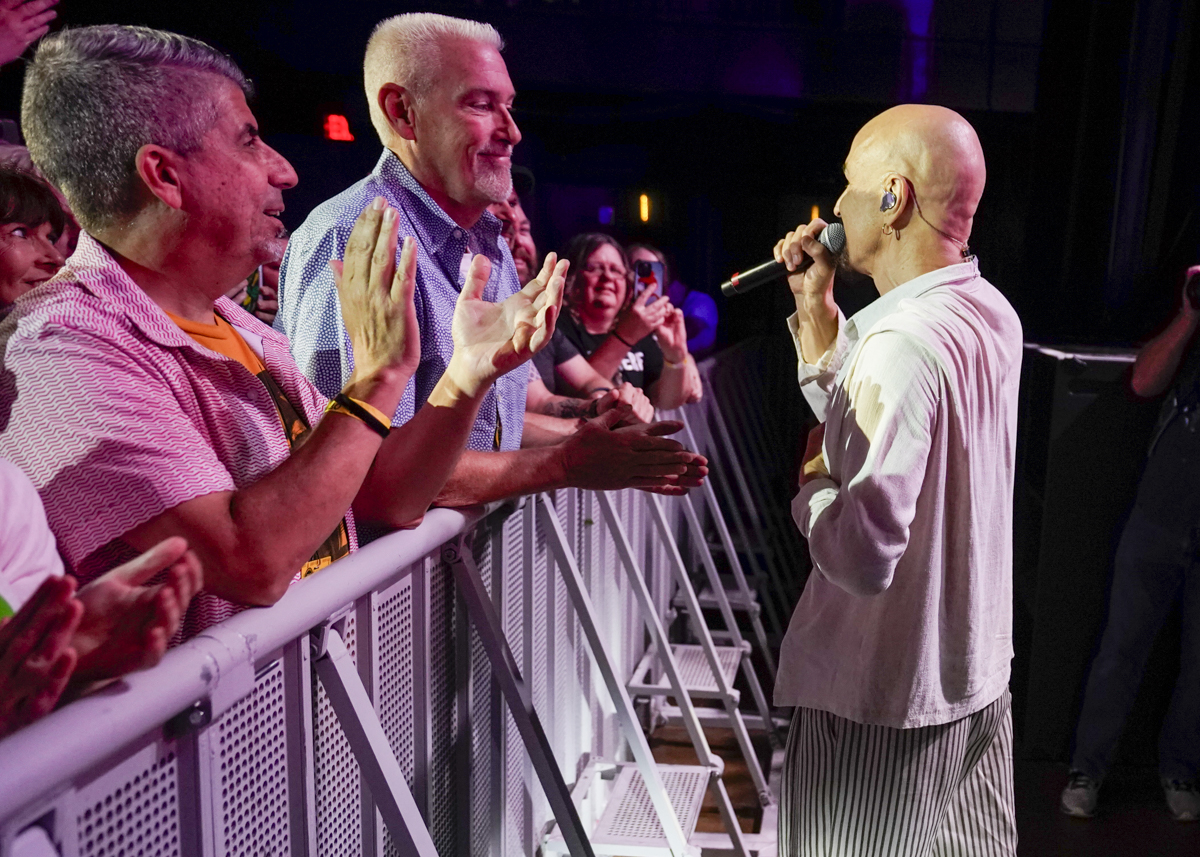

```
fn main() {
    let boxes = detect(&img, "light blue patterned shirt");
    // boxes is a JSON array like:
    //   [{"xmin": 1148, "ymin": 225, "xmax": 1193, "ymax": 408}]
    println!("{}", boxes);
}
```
[{"xmin": 276, "ymin": 148, "xmax": 527, "ymax": 452}]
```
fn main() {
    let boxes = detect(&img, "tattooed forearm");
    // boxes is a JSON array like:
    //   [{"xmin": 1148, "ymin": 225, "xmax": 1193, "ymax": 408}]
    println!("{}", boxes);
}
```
[{"xmin": 541, "ymin": 396, "xmax": 600, "ymax": 420}]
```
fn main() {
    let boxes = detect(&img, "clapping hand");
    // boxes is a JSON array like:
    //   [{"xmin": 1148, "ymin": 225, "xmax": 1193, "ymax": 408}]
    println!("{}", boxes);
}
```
[
  {"xmin": 447, "ymin": 252, "xmax": 566, "ymax": 397},
  {"xmin": 593, "ymin": 381, "xmax": 654, "ymax": 425},
  {"xmin": 71, "ymin": 537, "xmax": 202, "ymax": 681},
  {"xmin": 332, "ymin": 198, "xmax": 422, "ymax": 384},
  {"xmin": 0, "ymin": 575, "xmax": 81, "ymax": 739}
]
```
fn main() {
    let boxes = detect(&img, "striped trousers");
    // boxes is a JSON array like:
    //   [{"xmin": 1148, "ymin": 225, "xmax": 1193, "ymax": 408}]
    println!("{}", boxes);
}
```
[{"xmin": 779, "ymin": 690, "xmax": 1017, "ymax": 857}]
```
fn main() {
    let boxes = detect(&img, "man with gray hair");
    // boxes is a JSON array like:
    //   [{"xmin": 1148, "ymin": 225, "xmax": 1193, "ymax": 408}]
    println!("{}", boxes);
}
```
[
  {"xmin": 1, "ymin": 24, "xmax": 574, "ymax": 637},
  {"xmin": 278, "ymin": 12, "xmax": 705, "ymax": 515}
]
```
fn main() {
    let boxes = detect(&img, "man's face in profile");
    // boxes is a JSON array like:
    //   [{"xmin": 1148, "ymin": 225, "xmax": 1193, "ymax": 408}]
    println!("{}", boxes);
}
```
[{"xmin": 175, "ymin": 79, "xmax": 297, "ymax": 283}]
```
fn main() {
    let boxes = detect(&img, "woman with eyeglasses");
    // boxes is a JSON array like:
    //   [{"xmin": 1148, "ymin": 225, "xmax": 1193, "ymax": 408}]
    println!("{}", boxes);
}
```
[{"xmin": 557, "ymin": 233, "xmax": 700, "ymax": 411}]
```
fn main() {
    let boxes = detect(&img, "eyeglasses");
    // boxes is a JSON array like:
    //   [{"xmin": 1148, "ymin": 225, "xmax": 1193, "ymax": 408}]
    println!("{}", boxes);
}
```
[{"xmin": 582, "ymin": 262, "xmax": 629, "ymax": 279}]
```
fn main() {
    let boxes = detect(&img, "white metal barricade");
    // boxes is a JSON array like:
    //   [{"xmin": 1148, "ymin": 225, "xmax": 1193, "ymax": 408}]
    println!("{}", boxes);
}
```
[
  {"xmin": 0, "ymin": 486, "xmax": 764, "ymax": 857},
  {"xmin": 0, "ymin": 334, "xmax": 814, "ymax": 857}
]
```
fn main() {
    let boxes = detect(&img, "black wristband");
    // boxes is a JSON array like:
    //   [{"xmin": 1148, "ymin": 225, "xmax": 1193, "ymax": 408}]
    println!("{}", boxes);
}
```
[
  {"xmin": 612, "ymin": 330, "xmax": 636, "ymax": 348},
  {"xmin": 331, "ymin": 393, "xmax": 391, "ymax": 439}
]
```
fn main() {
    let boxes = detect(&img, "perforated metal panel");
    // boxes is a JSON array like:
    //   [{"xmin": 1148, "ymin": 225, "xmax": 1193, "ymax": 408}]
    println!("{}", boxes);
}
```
[
  {"xmin": 530, "ymin": 514, "xmax": 550, "ymax": 725},
  {"xmin": 375, "ymin": 574, "xmax": 416, "ymax": 857},
  {"xmin": 659, "ymin": 644, "xmax": 741, "ymax": 691},
  {"xmin": 427, "ymin": 559, "xmax": 459, "ymax": 857},
  {"xmin": 75, "ymin": 742, "xmax": 180, "ymax": 857},
  {"xmin": 314, "ymin": 613, "xmax": 361, "ymax": 857},
  {"xmin": 217, "ymin": 659, "xmax": 290, "ymax": 857},
  {"xmin": 376, "ymin": 577, "xmax": 416, "ymax": 787},
  {"xmin": 500, "ymin": 508, "xmax": 531, "ymax": 857},
  {"xmin": 470, "ymin": 535, "xmax": 497, "ymax": 857},
  {"xmin": 592, "ymin": 764, "xmax": 709, "ymax": 848}
]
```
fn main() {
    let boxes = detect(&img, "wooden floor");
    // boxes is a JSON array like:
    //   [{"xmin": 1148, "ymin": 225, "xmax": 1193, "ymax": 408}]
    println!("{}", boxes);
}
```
[
  {"xmin": 649, "ymin": 725, "xmax": 1200, "ymax": 855},
  {"xmin": 647, "ymin": 724, "xmax": 773, "ymax": 835}
]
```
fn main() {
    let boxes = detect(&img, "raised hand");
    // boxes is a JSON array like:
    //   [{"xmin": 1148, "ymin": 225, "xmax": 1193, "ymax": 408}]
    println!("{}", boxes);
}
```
[
  {"xmin": 0, "ymin": 574, "xmax": 81, "ymax": 739},
  {"xmin": 71, "ymin": 537, "xmax": 203, "ymax": 681},
  {"xmin": 446, "ymin": 251, "xmax": 566, "ymax": 397},
  {"xmin": 558, "ymin": 408, "xmax": 708, "ymax": 492},
  {"xmin": 331, "ymin": 198, "xmax": 421, "ymax": 384},
  {"xmin": 654, "ymin": 305, "xmax": 690, "ymax": 364},
  {"xmin": 613, "ymin": 282, "xmax": 672, "ymax": 346},
  {"xmin": 0, "ymin": 0, "xmax": 57, "ymax": 67}
]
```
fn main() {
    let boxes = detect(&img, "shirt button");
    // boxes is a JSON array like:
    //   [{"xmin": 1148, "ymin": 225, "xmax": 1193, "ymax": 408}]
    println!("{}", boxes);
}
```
[{"xmin": 452, "ymin": 228, "xmax": 464, "ymax": 239}]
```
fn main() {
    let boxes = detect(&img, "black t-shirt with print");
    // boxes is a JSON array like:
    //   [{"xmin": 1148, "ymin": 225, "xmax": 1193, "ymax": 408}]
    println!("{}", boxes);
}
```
[
  {"xmin": 532, "ymin": 327, "xmax": 582, "ymax": 393},
  {"xmin": 557, "ymin": 313, "xmax": 664, "ymax": 391}
]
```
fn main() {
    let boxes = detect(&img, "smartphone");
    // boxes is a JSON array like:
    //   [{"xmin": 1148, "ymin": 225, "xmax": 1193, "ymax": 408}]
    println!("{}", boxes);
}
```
[{"xmin": 634, "ymin": 260, "xmax": 665, "ymax": 304}]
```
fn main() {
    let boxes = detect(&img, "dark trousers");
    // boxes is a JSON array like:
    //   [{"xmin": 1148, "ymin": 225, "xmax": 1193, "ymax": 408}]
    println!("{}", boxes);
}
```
[{"xmin": 1071, "ymin": 506, "xmax": 1200, "ymax": 781}]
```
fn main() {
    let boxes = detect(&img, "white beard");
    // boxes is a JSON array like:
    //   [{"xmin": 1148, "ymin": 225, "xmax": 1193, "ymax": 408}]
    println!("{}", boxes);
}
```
[{"xmin": 475, "ymin": 162, "xmax": 513, "ymax": 204}]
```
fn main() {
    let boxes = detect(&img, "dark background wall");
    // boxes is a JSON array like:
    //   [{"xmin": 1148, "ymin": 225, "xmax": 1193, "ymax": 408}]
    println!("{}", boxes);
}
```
[{"xmin": 8, "ymin": 0, "xmax": 1195, "ymax": 351}]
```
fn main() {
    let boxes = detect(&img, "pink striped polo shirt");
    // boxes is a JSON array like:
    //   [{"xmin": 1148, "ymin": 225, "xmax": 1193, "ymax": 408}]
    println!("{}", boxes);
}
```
[{"xmin": 0, "ymin": 232, "xmax": 357, "ymax": 640}]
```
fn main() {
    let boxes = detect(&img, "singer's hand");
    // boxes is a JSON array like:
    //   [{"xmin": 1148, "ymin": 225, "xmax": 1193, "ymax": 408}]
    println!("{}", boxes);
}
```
[
  {"xmin": 774, "ymin": 218, "xmax": 837, "ymax": 300},
  {"xmin": 799, "ymin": 422, "xmax": 829, "ymax": 487}
]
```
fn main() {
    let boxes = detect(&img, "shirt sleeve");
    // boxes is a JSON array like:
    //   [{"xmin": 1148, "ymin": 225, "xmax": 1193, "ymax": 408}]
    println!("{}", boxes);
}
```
[
  {"xmin": 787, "ymin": 308, "xmax": 848, "ymax": 422},
  {"xmin": 790, "ymin": 330, "xmax": 940, "ymax": 596},
  {"xmin": 553, "ymin": 327, "xmax": 581, "ymax": 363},
  {"xmin": 0, "ymin": 459, "xmax": 64, "ymax": 616},
  {"xmin": 0, "ymin": 327, "xmax": 237, "ymax": 571},
  {"xmin": 275, "ymin": 221, "xmax": 355, "ymax": 401}
]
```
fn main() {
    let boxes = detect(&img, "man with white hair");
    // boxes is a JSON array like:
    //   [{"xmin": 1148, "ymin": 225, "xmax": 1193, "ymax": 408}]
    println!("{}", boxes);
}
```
[{"xmin": 278, "ymin": 13, "xmax": 704, "ymax": 518}]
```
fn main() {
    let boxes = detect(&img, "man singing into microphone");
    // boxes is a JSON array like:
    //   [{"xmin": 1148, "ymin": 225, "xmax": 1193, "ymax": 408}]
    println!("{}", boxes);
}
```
[{"xmin": 773, "ymin": 104, "xmax": 1022, "ymax": 855}]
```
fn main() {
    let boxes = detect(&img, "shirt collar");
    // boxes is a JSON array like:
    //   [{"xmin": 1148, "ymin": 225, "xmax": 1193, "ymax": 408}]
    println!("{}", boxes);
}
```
[
  {"xmin": 373, "ymin": 148, "xmax": 505, "ymax": 262},
  {"xmin": 845, "ymin": 259, "xmax": 980, "ymax": 341},
  {"xmin": 68, "ymin": 231, "xmax": 289, "ymax": 354}
]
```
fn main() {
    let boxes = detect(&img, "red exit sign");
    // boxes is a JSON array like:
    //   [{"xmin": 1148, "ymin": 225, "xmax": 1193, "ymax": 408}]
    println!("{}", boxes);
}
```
[{"xmin": 323, "ymin": 114, "xmax": 354, "ymax": 142}]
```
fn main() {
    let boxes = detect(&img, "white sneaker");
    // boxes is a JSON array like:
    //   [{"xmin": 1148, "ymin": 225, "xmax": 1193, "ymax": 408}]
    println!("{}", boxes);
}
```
[
  {"xmin": 1163, "ymin": 780, "xmax": 1200, "ymax": 822},
  {"xmin": 1060, "ymin": 771, "xmax": 1100, "ymax": 818}
]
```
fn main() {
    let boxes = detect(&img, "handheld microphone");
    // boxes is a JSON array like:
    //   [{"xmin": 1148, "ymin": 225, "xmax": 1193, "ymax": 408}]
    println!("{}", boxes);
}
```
[{"xmin": 721, "ymin": 222, "xmax": 846, "ymax": 297}]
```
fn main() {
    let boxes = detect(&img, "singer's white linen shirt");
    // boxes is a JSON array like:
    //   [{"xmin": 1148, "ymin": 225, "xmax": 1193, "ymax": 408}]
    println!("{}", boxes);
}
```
[{"xmin": 775, "ymin": 261, "xmax": 1023, "ymax": 728}]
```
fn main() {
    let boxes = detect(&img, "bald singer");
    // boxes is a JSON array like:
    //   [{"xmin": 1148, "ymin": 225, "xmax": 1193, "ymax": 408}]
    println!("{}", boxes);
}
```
[{"xmin": 772, "ymin": 104, "xmax": 1023, "ymax": 855}]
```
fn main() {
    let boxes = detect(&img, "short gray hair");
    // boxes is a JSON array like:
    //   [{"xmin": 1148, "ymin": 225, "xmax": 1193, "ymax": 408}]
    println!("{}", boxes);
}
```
[
  {"xmin": 21, "ymin": 25, "xmax": 251, "ymax": 232},
  {"xmin": 364, "ymin": 13, "xmax": 503, "ymax": 144}
]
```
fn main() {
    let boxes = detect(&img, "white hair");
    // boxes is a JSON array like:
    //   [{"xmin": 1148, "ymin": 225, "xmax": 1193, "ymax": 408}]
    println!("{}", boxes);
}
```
[{"xmin": 364, "ymin": 13, "xmax": 503, "ymax": 144}]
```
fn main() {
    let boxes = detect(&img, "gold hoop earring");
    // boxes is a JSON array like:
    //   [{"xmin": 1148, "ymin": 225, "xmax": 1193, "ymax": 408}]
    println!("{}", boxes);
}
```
[{"xmin": 881, "ymin": 224, "xmax": 893, "ymax": 235}]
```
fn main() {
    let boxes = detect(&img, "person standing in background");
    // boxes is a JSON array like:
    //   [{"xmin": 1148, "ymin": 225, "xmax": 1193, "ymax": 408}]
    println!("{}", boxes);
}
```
[{"xmin": 1061, "ymin": 264, "xmax": 1200, "ymax": 822}]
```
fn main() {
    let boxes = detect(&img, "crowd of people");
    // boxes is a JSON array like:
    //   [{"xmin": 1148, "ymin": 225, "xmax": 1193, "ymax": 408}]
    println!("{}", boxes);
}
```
[{"xmin": 0, "ymin": 15, "xmax": 709, "ymax": 740}]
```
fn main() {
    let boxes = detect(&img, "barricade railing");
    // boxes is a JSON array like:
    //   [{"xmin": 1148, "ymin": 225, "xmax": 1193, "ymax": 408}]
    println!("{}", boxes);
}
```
[
  {"xmin": 0, "ymin": 487, "xmax": 686, "ymax": 857},
  {"xmin": 0, "ymin": 345, "xmax": 808, "ymax": 857}
]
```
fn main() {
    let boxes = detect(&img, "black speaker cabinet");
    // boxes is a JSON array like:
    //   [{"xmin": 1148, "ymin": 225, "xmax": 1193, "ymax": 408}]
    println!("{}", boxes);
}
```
[{"xmin": 1014, "ymin": 344, "xmax": 1168, "ymax": 761}]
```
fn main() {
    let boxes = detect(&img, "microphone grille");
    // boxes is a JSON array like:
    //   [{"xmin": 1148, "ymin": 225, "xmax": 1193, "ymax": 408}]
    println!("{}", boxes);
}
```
[{"xmin": 820, "ymin": 222, "xmax": 846, "ymax": 256}]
